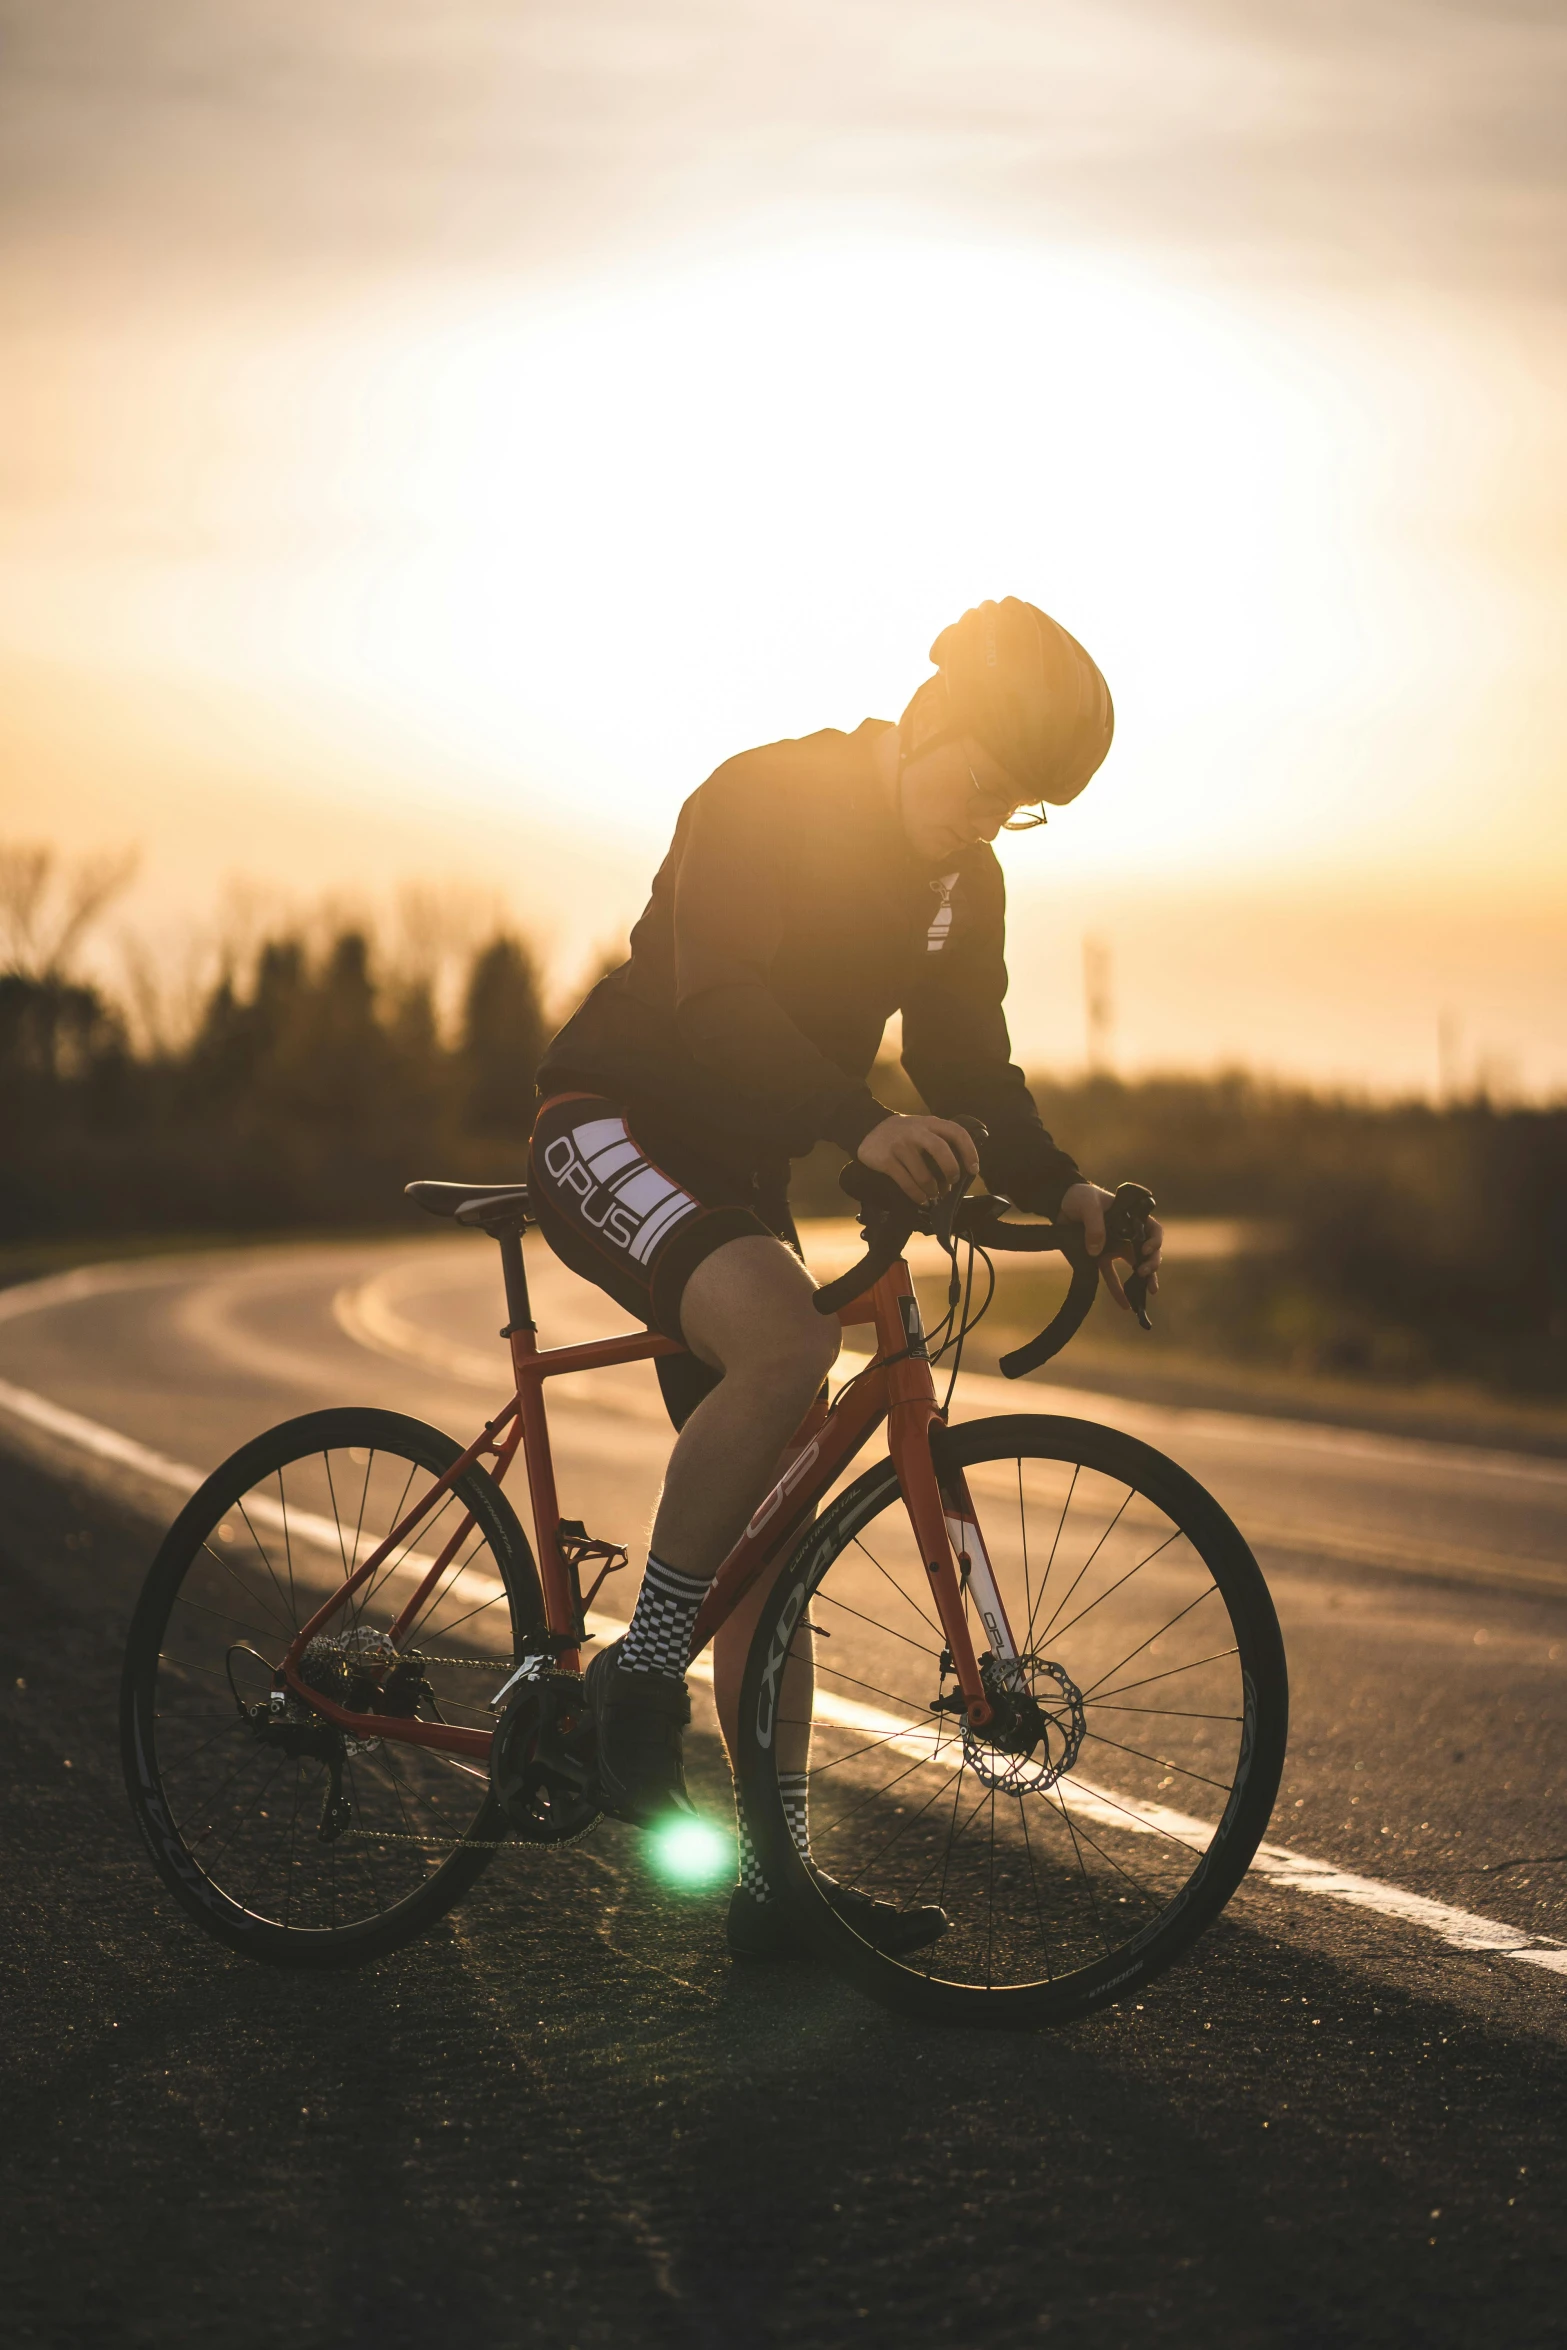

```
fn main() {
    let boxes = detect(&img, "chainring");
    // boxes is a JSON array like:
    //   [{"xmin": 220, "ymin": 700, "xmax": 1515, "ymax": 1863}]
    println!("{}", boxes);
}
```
[{"xmin": 489, "ymin": 1671, "xmax": 603, "ymax": 1845}]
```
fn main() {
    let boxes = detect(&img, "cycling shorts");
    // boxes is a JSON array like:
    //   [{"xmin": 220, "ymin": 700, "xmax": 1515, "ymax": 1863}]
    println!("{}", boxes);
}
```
[{"xmin": 529, "ymin": 1090, "xmax": 803, "ymax": 1428}]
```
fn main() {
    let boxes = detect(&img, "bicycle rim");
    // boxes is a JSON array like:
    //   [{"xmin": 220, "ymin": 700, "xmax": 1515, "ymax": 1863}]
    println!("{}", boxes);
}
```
[
  {"xmin": 122, "ymin": 1407, "xmax": 540, "ymax": 1966},
  {"xmin": 739, "ymin": 1414, "xmax": 1287, "ymax": 2025}
]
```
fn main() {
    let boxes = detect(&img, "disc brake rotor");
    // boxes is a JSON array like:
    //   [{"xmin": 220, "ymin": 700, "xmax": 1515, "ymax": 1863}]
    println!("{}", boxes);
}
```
[{"xmin": 962, "ymin": 1654, "xmax": 1087, "ymax": 1796}]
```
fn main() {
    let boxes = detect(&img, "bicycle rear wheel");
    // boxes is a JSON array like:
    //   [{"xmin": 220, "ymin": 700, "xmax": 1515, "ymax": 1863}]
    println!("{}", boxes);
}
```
[
  {"xmin": 738, "ymin": 1414, "xmax": 1287, "ymax": 2025},
  {"xmin": 121, "ymin": 1407, "xmax": 541, "ymax": 1967}
]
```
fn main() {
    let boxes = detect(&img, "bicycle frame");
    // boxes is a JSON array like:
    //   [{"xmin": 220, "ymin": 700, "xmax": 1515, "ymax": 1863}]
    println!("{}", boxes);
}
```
[{"xmin": 278, "ymin": 1245, "xmax": 1011, "ymax": 1759}]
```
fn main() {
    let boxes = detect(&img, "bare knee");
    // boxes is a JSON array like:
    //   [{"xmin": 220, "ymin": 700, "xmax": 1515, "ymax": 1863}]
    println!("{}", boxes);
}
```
[
  {"xmin": 680, "ymin": 1236, "xmax": 840, "ymax": 1399},
  {"xmin": 745, "ymin": 1292, "xmax": 840, "ymax": 1400}
]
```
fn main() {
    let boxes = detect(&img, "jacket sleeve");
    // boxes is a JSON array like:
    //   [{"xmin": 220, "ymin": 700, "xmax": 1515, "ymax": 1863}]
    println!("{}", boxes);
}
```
[
  {"xmin": 670, "ymin": 769, "xmax": 888, "ymax": 1154},
  {"xmin": 899, "ymin": 851, "xmax": 1082, "ymax": 1215}
]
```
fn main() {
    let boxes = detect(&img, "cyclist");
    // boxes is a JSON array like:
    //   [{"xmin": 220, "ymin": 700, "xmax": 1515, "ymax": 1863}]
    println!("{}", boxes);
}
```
[{"xmin": 529, "ymin": 597, "xmax": 1163, "ymax": 1958}]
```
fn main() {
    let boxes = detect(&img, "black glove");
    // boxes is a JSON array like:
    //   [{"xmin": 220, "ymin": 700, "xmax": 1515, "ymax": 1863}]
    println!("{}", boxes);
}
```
[{"xmin": 980, "ymin": 1128, "xmax": 1081, "ymax": 1220}]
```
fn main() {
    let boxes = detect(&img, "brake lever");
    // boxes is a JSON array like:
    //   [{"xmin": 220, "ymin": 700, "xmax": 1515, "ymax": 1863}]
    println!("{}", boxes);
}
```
[
  {"xmin": 816, "ymin": 1134, "xmax": 986, "ymax": 1321},
  {"xmin": 1104, "ymin": 1181, "xmax": 1157, "ymax": 1331}
]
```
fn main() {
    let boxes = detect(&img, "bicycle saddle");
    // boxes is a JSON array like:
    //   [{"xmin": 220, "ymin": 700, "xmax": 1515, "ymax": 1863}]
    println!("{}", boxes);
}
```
[{"xmin": 405, "ymin": 1179, "xmax": 532, "ymax": 1231}]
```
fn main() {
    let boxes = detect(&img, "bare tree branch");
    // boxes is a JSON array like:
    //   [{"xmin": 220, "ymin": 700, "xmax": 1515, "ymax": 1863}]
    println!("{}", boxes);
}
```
[{"xmin": 0, "ymin": 840, "xmax": 141, "ymax": 977}]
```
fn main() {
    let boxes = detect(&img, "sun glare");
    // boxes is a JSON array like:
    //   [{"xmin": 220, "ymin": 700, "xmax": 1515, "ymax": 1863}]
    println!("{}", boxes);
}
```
[
  {"xmin": 646, "ymin": 1815, "xmax": 734, "ymax": 1889},
  {"xmin": 10, "ymin": 236, "xmax": 1549, "ymax": 900},
  {"xmin": 226, "ymin": 242, "xmax": 1371, "ymax": 865}
]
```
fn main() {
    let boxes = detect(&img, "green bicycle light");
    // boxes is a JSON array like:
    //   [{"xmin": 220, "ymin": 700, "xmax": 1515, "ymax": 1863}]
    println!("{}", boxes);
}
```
[{"xmin": 647, "ymin": 1815, "xmax": 733, "ymax": 1888}]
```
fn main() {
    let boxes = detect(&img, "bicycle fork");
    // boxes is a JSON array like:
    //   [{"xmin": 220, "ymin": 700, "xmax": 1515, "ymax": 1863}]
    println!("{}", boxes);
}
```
[{"xmin": 879, "ymin": 1275, "xmax": 1018, "ymax": 1732}]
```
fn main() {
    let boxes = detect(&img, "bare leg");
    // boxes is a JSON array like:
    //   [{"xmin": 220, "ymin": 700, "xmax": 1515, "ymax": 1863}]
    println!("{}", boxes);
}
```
[
  {"xmin": 650, "ymin": 1237, "xmax": 839, "ymax": 1578},
  {"xmin": 655, "ymin": 1236, "xmax": 835, "ymax": 1778}
]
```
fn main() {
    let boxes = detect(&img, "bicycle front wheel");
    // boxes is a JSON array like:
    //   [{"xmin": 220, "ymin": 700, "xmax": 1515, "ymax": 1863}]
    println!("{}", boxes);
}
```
[
  {"xmin": 738, "ymin": 1414, "xmax": 1287, "ymax": 2026},
  {"xmin": 121, "ymin": 1407, "xmax": 541, "ymax": 1967}
]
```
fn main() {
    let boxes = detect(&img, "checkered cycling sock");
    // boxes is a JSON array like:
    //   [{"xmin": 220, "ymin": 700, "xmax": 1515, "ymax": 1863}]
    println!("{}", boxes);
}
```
[
  {"xmin": 735, "ymin": 1778, "xmax": 811, "ymax": 1904},
  {"xmin": 780, "ymin": 1772, "xmax": 812, "ymax": 1867},
  {"xmin": 736, "ymin": 1804, "xmax": 771, "ymax": 1902},
  {"xmin": 618, "ymin": 1552, "xmax": 707, "ymax": 1680}
]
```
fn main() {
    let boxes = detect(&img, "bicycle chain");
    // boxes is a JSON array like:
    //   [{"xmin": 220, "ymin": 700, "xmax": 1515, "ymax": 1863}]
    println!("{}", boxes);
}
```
[
  {"xmin": 341, "ymin": 1826, "xmax": 520, "ymax": 1851},
  {"xmin": 399, "ymin": 1651, "xmax": 517, "ymax": 1672},
  {"xmin": 340, "ymin": 1821, "xmax": 602, "ymax": 1853}
]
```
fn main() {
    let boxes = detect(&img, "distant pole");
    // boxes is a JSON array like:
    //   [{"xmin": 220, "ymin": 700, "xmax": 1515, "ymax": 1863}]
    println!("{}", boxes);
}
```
[
  {"xmin": 1437, "ymin": 1008, "xmax": 1462, "ymax": 1104},
  {"xmin": 1083, "ymin": 935, "xmax": 1114, "ymax": 1074}
]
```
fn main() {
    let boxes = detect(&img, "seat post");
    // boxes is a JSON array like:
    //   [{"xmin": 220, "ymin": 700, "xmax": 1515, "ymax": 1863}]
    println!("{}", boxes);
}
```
[{"xmin": 495, "ymin": 1226, "xmax": 534, "ymax": 1335}]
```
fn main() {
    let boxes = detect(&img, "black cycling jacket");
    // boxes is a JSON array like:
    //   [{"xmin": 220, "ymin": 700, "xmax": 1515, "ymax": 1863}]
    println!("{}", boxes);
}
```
[{"xmin": 540, "ymin": 719, "xmax": 1081, "ymax": 1213}]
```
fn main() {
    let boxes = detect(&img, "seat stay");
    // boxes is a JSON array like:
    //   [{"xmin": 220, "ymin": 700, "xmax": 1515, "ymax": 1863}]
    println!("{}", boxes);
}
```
[{"xmin": 281, "ymin": 1395, "xmax": 521, "ymax": 1667}]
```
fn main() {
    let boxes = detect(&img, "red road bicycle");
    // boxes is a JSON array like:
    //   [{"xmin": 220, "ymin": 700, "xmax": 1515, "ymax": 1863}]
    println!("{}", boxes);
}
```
[{"xmin": 122, "ymin": 1168, "xmax": 1288, "ymax": 2025}]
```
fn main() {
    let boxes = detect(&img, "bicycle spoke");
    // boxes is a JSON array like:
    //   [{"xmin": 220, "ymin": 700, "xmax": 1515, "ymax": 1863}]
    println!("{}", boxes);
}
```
[
  {"xmin": 831, "ymin": 1759, "xmax": 971, "ymax": 1888},
  {"xmin": 1084, "ymin": 1644, "xmax": 1240, "ymax": 1703},
  {"xmin": 1016, "ymin": 1784, "xmax": 1055, "ymax": 1981},
  {"xmin": 1090, "ymin": 1703, "xmax": 1242, "ymax": 1724},
  {"xmin": 815, "ymin": 1588, "xmax": 943, "ymax": 1659},
  {"xmin": 229, "ymin": 1498, "xmax": 298, "ymax": 1635},
  {"xmin": 1080, "ymin": 1726, "xmax": 1236, "ymax": 1795},
  {"xmin": 1079, "ymin": 1584, "xmax": 1225, "ymax": 1698},
  {"xmin": 850, "ymin": 1533, "xmax": 944, "ymax": 1640},
  {"xmin": 1044, "ymin": 1526, "xmax": 1184, "ymax": 1646},
  {"xmin": 1023, "ymin": 1462, "xmax": 1079, "ymax": 1652},
  {"xmin": 1033, "ymin": 1487, "xmax": 1134, "ymax": 1647}
]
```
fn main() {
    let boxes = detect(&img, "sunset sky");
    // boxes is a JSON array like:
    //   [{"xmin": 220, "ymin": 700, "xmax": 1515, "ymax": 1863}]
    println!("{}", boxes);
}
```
[{"xmin": 2, "ymin": 1, "xmax": 1564, "ymax": 1092}]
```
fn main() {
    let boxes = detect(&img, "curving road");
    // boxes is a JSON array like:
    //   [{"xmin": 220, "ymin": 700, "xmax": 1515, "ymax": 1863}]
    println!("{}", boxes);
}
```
[{"xmin": 4, "ymin": 1230, "xmax": 1567, "ymax": 2347}]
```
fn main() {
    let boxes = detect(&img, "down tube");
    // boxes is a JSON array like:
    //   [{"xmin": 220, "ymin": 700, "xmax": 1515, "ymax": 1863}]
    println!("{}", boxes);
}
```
[{"xmin": 688, "ymin": 1374, "xmax": 890, "ymax": 1655}]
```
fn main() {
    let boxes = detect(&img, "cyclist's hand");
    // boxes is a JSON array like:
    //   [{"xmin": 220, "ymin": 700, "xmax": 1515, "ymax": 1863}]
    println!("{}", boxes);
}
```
[
  {"xmin": 857, "ymin": 1114, "xmax": 981, "ymax": 1206},
  {"xmin": 1059, "ymin": 1181, "xmax": 1164, "ymax": 1311}
]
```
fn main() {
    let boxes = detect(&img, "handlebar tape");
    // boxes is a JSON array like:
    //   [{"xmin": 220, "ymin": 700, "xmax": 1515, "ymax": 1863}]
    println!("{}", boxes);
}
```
[
  {"xmin": 813, "ymin": 1217, "xmax": 916, "ymax": 1317},
  {"xmin": 812, "ymin": 1168, "xmax": 1156, "ymax": 1362},
  {"xmin": 997, "ymin": 1243, "xmax": 1100, "ymax": 1377}
]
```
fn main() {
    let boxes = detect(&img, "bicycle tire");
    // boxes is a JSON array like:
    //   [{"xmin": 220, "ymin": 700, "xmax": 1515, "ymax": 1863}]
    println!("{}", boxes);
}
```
[
  {"xmin": 121, "ymin": 1406, "xmax": 541, "ymax": 1969},
  {"xmin": 738, "ymin": 1413, "xmax": 1287, "ymax": 2027}
]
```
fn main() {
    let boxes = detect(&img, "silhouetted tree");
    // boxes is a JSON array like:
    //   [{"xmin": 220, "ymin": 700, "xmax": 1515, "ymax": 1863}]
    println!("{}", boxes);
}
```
[{"xmin": 459, "ymin": 934, "xmax": 546, "ymax": 1141}]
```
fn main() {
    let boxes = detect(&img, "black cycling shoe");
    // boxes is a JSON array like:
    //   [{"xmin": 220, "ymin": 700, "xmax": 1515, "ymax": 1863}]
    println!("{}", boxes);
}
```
[
  {"xmin": 726, "ymin": 1870, "xmax": 949, "ymax": 1960},
  {"xmin": 813, "ymin": 1869, "xmax": 949, "ymax": 1957},
  {"xmin": 583, "ymin": 1639, "xmax": 695, "ymax": 1827}
]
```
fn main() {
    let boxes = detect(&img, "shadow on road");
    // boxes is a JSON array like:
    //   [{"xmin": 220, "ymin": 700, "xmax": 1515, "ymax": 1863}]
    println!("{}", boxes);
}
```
[{"xmin": 3, "ymin": 1444, "xmax": 1563, "ymax": 2349}]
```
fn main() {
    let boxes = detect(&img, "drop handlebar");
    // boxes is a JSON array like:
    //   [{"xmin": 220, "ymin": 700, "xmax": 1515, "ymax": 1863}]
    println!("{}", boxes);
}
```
[{"xmin": 812, "ymin": 1163, "xmax": 1157, "ymax": 1378}]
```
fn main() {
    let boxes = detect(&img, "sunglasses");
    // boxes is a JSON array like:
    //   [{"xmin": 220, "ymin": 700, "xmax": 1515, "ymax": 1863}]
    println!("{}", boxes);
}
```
[
  {"xmin": 903, "ymin": 725, "xmax": 1050, "ymax": 830},
  {"xmin": 963, "ymin": 766, "xmax": 1047, "ymax": 831},
  {"xmin": 963, "ymin": 758, "xmax": 1049, "ymax": 832}
]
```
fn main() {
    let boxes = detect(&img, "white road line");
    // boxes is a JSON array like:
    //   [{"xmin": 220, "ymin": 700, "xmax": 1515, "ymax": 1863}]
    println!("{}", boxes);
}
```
[
  {"xmin": 1, "ymin": 1366, "xmax": 1563, "ymax": 1984},
  {"xmin": 0, "ymin": 1371, "xmax": 208, "ymax": 1496}
]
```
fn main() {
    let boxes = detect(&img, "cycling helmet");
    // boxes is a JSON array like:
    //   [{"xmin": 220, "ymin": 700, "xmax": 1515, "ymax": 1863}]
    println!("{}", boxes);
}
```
[{"xmin": 910, "ymin": 597, "xmax": 1115, "ymax": 809}]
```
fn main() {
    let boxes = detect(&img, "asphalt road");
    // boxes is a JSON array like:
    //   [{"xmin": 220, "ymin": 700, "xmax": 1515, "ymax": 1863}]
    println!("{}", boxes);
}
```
[{"xmin": 3, "ymin": 1231, "xmax": 1566, "ymax": 2348}]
